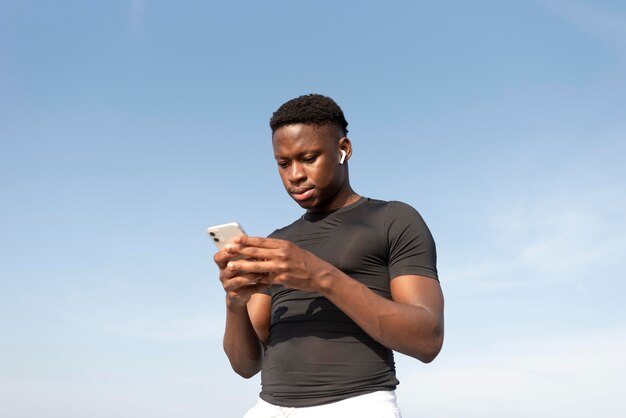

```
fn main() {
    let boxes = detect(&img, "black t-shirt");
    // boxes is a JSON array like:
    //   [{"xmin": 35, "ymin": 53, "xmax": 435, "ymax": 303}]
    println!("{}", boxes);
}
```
[{"xmin": 260, "ymin": 197, "xmax": 438, "ymax": 407}]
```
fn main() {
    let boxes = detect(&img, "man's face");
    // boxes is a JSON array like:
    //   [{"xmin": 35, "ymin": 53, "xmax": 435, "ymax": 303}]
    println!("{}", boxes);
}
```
[{"xmin": 272, "ymin": 124, "xmax": 347, "ymax": 212}]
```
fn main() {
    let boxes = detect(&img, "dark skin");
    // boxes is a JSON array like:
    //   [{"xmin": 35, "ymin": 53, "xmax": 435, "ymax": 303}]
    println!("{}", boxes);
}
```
[{"xmin": 214, "ymin": 123, "xmax": 444, "ymax": 378}]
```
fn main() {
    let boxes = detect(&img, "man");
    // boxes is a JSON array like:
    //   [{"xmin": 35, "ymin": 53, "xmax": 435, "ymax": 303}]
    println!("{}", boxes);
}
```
[{"xmin": 214, "ymin": 94, "xmax": 444, "ymax": 417}]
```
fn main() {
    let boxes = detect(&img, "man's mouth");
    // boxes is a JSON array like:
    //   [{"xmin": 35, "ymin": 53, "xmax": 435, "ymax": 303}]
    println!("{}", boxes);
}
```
[{"xmin": 290, "ymin": 188, "xmax": 314, "ymax": 201}]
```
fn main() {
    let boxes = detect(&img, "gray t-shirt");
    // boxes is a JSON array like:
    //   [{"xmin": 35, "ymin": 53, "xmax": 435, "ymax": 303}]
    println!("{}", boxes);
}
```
[{"xmin": 260, "ymin": 197, "xmax": 438, "ymax": 407}]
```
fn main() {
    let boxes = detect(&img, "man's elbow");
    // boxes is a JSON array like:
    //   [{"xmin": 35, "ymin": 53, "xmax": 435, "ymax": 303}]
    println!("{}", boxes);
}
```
[
  {"xmin": 415, "ymin": 326, "xmax": 444, "ymax": 363},
  {"xmin": 417, "ymin": 348, "xmax": 441, "ymax": 363},
  {"xmin": 233, "ymin": 366, "xmax": 259, "ymax": 379},
  {"xmin": 224, "ymin": 348, "xmax": 262, "ymax": 379},
  {"xmin": 229, "ymin": 359, "xmax": 261, "ymax": 379}
]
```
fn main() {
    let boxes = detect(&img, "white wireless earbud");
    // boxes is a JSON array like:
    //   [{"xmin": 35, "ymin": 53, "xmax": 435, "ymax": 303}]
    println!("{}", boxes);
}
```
[{"xmin": 339, "ymin": 150, "xmax": 347, "ymax": 165}]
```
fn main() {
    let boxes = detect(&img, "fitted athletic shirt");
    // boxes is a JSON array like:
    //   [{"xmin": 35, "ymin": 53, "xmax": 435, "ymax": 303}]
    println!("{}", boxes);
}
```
[{"xmin": 260, "ymin": 197, "xmax": 438, "ymax": 407}]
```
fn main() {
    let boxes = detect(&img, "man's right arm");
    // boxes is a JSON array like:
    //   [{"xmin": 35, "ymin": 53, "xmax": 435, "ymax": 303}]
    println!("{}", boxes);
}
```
[
  {"xmin": 223, "ymin": 293, "xmax": 270, "ymax": 378},
  {"xmin": 215, "ymin": 246, "xmax": 271, "ymax": 378}
]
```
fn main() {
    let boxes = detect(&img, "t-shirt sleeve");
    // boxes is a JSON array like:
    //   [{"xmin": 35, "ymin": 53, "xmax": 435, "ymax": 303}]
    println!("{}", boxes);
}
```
[{"xmin": 385, "ymin": 201, "xmax": 438, "ymax": 281}]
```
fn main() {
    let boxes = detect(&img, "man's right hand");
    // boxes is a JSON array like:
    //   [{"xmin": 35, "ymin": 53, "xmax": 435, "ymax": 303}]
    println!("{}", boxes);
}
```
[{"xmin": 213, "ymin": 246, "xmax": 268, "ymax": 308}]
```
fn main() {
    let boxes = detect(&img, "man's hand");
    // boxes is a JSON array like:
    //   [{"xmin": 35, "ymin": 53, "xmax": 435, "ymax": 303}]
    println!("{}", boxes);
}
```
[
  {"xmin": 222, "ymin": 236, "xmax": 336, "ymax": 293},
  {"xmin": 213, "ymin": 245, "xmax": 269, "ymax": 308}
]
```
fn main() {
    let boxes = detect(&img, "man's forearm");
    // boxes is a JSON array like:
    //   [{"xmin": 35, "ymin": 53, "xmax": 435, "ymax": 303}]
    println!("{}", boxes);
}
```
[
  {"xmin": 318, "ymin": 272, "xmax": 443, "ymax": 362},
  {"xmin": 223, "ymin": 302, "xmax": 264, "ymax": 378}
]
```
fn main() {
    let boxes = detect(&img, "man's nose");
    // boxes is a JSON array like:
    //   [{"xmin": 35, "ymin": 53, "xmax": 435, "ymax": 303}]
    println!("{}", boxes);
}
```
[{"xmin": 288, "ymin": 162, "xmax": 306, "ymax": 183}]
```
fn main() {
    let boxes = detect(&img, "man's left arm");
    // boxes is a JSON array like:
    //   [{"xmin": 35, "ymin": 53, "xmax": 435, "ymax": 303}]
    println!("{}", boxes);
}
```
[{"xmin": 321, "ymin": 272, "xmax": 444, "ymax": 363}]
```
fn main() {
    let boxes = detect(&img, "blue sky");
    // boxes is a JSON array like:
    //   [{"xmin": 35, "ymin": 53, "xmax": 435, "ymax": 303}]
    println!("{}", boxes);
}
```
[{"xmin": 1, "ymin": 1, "xmax": 625, "ymax": 417}]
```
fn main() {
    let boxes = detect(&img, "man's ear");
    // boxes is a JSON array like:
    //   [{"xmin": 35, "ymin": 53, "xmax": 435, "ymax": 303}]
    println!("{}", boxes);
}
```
[
  {"xmin": 339, "ymin": 150, "xmax": 347, "ymax": 164},
  {"xmin": 338, "ymin": 137, "xmax": 352, "ymax": 164}
]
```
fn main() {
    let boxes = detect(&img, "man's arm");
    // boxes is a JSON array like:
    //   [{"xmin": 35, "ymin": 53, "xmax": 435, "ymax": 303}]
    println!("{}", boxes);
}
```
[
  {"xmin": 224, "ymin": 236, "xmax": 444, "ymax": 362},
  {"xmin": 214, "ymin": 250, "xmax": 271, "ymax": 378},
  {"xmin": 323, "ymin": 273, "xmax": 443, "ymax": 362}
]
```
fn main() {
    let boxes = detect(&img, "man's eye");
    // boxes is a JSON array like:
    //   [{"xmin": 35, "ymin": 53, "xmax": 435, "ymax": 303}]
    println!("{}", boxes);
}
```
[
  {"xmin": 302, "ymin": 156, "xmax": 317, "ymax": 163},
  {"xmin": 277, "ymin": 161, "xmax": 290, "ymax": 168}
]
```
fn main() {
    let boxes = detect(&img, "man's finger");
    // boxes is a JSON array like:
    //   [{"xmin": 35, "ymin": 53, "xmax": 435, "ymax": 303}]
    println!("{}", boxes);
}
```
[
  {"xmin": 223, "ymin": 273, "xmax": 266, "ymax": 291},
  {"xmin": 234, "ymin": 236, "xmax": 285, "ymax": 249},
  {"xmin": 227, "ymin": 258, "xmax": 277, "ymax": 274},
  {"xmin": 233, "ymin": 246, "xmax": 279, "ymax": 260},
  {"xmin": 214, "ymin": 248, "xmax": 242, "ymax": 267}
]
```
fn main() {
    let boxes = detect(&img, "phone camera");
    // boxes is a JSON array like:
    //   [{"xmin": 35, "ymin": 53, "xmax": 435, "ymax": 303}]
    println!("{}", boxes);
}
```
[
  {"xmin": 213, "ymin": 237, "xmax": 219, "ymax": 242},
  {"xmin": 209, "ymin": 232, "xmax": 215, "ymax": 236}
]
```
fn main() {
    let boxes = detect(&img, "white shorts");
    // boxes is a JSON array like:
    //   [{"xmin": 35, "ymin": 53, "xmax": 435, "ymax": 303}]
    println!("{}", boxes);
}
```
[{"xmin": 243, "ymin": 390, "xmax": 402, "ymax": 418}]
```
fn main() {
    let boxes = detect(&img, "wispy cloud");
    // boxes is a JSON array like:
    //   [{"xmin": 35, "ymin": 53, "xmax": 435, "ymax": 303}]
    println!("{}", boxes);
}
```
[
  {"xmin": 444, "ymin": 184, "xmax": 626, "ymax": 292},
  {"xmin": 130, "ymin": 0, "xmax": 145, "ymax": 31},
  {"xmin": 542, "ymin": 0, "xmax": 626, "ymax": 50},
  {"xmin": 104, "ymin": 313, "xmax": 223, "ymax": 340},
  {"xmin": 397, "ymin": 328, "xmax": 626, "ymax": 418}
]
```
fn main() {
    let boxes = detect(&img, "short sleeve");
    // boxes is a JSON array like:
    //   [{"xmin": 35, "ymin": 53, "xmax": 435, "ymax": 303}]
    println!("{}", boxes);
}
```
[{"xmin": 385, "ymin": 201, "xmax": 438, "ymax": 281}]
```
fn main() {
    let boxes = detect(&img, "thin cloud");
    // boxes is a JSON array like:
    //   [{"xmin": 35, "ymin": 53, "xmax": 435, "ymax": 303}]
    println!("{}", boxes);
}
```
[
  {"xmin": 542, "ymin": 0, "xmax": 626, "ymax": 50},
  {"xmin": 130, "ymin": 0, "xmax": 145, "ymax": 31},
  {"xmin": 397, "ymin": 328, "xmax": 626, "ymax": 418},
  {"xmin": 104, "ymin": 314, "xmax": 223, "ymax": 340},
  {"xmin": 444, "ymin": 184, "xmax": 626, "ymax": 290}
]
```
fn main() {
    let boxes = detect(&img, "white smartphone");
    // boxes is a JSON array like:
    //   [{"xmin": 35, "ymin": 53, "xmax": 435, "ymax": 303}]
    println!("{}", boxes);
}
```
[{"xmin": 207, "ymin": 222, "xmax": 247, "ymax": 251}]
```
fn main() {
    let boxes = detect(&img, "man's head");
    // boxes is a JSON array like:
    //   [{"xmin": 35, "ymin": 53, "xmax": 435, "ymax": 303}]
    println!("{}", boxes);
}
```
[
  {"xmin": 270, "ymin": 94, "xmax": 357, "ymax": 212},
  {"xmin": 269, "ymin": 94, "xmax": 349, "ymax": 136}
]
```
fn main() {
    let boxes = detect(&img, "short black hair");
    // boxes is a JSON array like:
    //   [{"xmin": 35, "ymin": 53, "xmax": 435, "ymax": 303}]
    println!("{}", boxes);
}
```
[{"xmin": 269, "ymin": 94, "xmax": 349, "ymax": 135}]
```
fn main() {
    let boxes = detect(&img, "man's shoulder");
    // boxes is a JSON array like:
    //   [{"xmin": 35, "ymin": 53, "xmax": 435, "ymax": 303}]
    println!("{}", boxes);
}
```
[
  {"xmin": 362, "ymin": 198, "xmax": 421, "ymax": 217},
  {"xmin": 362, "ymin": 197, "xmax": 416, "ymax": 208},
  {"xmin": 361, "ymin": 199, "xmax": 429, "ymax": 233},
  {"xmin": 267, "ymin": 217, "xmax": 303, "ymax": 239},
  {"xmin": 267, "ymin": 198, "xmax": 423, "ymax": 238}
]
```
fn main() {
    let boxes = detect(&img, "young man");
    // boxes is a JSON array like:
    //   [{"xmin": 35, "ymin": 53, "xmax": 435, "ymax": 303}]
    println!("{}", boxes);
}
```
[{"xmin": 213, "ymin": 94, "xmax": 444, "ymax": 417}]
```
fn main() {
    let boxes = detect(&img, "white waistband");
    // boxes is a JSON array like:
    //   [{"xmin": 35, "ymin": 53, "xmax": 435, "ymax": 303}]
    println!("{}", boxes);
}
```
[{"xmin": 244, "ymin": 390, "xmax": 402, "ymax": 418}]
